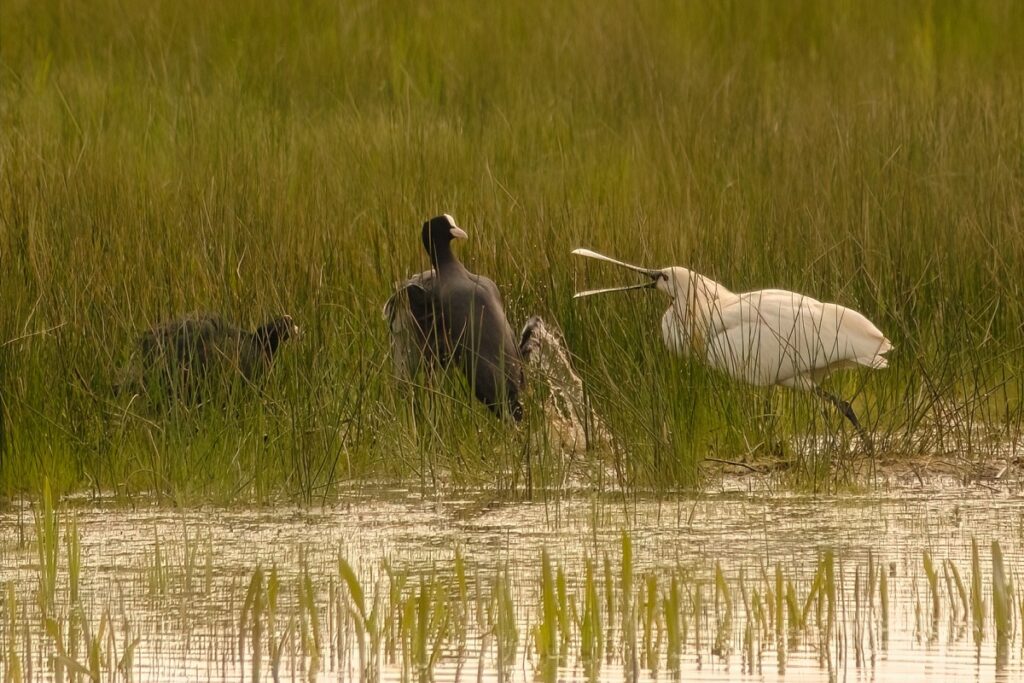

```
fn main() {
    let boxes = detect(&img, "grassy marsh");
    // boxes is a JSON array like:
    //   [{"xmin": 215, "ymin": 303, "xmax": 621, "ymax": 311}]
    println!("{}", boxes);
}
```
[{"xmin": 2, "ymin": 0, "xmax": 1024, "ymax": 499}]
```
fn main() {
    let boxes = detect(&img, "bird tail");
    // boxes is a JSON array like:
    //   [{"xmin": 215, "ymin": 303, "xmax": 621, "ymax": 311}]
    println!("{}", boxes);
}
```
[{"xmin": 854, "ymin": 337, "xmax": 893, "ymax": 369}]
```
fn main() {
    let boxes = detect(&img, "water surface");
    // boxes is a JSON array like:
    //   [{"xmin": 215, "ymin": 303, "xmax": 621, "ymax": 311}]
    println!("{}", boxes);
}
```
[{"xmin": 1, "ymin": 481, "xmax": 1022, "ymax": 682}]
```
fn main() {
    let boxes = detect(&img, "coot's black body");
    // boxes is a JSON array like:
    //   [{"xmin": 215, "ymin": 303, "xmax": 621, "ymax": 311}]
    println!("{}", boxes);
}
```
[
  {"xmin": 137, "ymin": 313, "xmax": 298, "ymax": 403},
  {"xmin": 386, "ymin": 215, "xmax": 524, "ymax": 420}
]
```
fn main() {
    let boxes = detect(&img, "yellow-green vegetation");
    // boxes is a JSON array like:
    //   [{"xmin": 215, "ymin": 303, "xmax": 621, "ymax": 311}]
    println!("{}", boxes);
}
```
[{"xmin": 2, "ymin": 0, "xmax": 1024, "ymax": 500}]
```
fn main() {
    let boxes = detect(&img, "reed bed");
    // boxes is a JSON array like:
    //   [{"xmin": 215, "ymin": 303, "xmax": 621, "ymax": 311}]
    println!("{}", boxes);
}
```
[{"xmin": 2, "ymin": 0, "xmax": 1024, "ymax": 499}]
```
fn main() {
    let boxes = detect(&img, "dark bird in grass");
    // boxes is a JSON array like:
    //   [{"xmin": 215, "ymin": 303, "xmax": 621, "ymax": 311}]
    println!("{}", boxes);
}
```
[
  {"xmin": 384, "ymin": 214, "xmax": 524, "ymax": 420},
  {"xmin": 124, "ymin": 313, "xmax": 300, "ymax": 404}
]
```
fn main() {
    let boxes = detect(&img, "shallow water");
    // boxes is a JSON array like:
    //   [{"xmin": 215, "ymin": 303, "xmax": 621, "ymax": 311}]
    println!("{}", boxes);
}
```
[{"xmin": 1, "ymin": 481, "xmax": 1023, "ymax": 682}]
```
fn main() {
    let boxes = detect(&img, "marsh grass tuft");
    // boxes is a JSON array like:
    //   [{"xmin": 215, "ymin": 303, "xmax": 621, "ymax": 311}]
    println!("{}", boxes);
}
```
[
  {"xmin": 991, "ymin": 541, "xmax": 1012, "ymax": 643},
  {"xmin": 32, "ymin": 480, "xmax": 58, "ymax": 620},
  {"xmin": 971, "ymin": 538, "xmax": 985, "ymax": 645}
]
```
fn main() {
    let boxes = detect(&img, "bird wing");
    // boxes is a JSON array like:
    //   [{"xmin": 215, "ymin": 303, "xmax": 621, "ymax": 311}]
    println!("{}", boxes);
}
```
[
  {"xmin": 706, "ymin": 289, "xmax": 892, "ymax": 387},
  {"xmin": 142, "ymin": 315, "xmax": 214, "ymax": 363},
  {"xmin": 474, "ymin": 276, "xmax": 521, "ymax": 367},
  {"xmin": 454, "ymin": 273, "xmax": 517, "ymax": 351},
  {"xmin": 383, "ymin": 271, "xmax": 440, "ymax": 381},
  {"xmin": 468, "ymin": 273, "xmax": 505, "ymax": 307},
  {"xmin": 137, "ymin": 314, "xmax": 230, "ymax": 402}
]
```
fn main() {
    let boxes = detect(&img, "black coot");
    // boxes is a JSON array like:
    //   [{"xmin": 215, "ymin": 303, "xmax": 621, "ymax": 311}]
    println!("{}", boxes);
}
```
[
  {"xmin": 134, "ymin": 313, "xmax": 299, "ymax": 404},
  {"xmin": 385, "ymin": 215, "xmax": 524, "ymax": 420}
]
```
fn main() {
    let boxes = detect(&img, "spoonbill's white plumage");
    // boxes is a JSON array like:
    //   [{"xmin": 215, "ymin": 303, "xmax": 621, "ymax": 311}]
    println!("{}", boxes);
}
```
[{"xmin": 572, "ymin": 248, "xmax": 893, "ymax": 432}]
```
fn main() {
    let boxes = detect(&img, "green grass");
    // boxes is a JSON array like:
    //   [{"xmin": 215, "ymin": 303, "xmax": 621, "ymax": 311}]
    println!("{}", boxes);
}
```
[{"xmin": 2, "ymin": 0, "xmax": 1024, "ymax": 500}]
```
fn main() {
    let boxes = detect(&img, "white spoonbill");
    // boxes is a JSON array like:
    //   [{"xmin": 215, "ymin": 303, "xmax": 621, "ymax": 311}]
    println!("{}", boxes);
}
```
[{"xmin": 571, "ymin": 248, "xmax": 893, "ymax": 433}]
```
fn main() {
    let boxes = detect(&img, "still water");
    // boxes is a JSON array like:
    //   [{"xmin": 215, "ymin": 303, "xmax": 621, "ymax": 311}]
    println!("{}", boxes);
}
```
[{"xmin": 1, "ymin": 480, "xmax": 1022, "ymax": 682}]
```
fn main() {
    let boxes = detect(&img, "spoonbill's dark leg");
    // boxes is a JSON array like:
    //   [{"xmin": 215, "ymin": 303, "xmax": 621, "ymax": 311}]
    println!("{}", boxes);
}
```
[
  {"xmin": 813, "ymin": 387, "xmax": 861, "ymax": 430},
  {"xmin": 813, "ymin": 386, "xmax": 874, "ymax": 452}
]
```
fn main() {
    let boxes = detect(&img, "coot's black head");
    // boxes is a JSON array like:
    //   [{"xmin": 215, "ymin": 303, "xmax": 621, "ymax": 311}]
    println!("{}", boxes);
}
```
[
  {"xmin": 255, "ymin": 315, "xmax": 300, "ymax": 356},
  {"xmin": 421, "ymin": 214, "xmax": 468, "ymax": 265}
]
